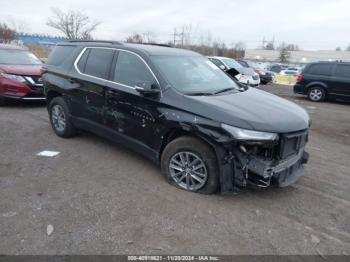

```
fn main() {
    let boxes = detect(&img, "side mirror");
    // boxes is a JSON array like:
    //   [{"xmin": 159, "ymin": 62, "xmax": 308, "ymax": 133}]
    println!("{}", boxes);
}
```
[
  {"xmin": 225, "ymin": 68, "xmax": 240, "ymax": 78},
  {"xmin": 135, "ymin": 81, "xmax": 160, "ymax": 96}
]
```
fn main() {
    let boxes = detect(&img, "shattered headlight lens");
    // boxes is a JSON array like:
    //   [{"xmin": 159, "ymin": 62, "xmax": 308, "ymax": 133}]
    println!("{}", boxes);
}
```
[
  {"xmin": 0, "ymin": 73, "xmax": 26, "ymax": 83},
  {"xmin": 221, "ymin": 123, "xmax": 279, "ymax": 141}
]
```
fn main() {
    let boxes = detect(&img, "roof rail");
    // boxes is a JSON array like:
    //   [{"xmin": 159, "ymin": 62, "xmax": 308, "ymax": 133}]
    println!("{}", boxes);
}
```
[
  {"xmin": 66, "ymin": 40, "xmax": 123, "ymax": 45},
  {"xmin": 128, "ymin": 42, "xmax": 173, "ymax": 48}
]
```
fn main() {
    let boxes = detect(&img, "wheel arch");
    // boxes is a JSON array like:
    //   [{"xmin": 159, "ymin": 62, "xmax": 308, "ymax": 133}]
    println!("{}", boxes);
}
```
[
  {"xmin": 159, "ymin": 127, "xmax": 220, "ymax": 163},
  {"xmin": 46, "ymin": 90, "xmax": 62, "ymax": 107},
  {"xmin": 306, "ymin": 82, "xmax": 328, "ymax": 94}
]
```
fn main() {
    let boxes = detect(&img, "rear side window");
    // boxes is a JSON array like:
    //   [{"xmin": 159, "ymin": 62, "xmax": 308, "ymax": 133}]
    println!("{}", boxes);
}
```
[
  {"xmin": 113, "ymin": 51, "xmax": 155, "ymax": 87},
  {"xmin": 334, "ymin": 64, "xmax": 350, "ymax": 78},
  {"xmin": 46, "ymin": 45, "xmax": 75, "ymax": 66},
  {"xmin": 83, "ymin": 48, "xmax": 115, "ymax": 79},
  {"xmin": 306, "ymin": 63, "xmax": 333, "ymax": 76}
]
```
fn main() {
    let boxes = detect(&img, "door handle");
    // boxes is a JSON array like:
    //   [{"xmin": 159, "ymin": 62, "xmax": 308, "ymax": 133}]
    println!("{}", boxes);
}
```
[{"xmin": 68, "ymin": 78, "xmax": 76, "ymax": 84}]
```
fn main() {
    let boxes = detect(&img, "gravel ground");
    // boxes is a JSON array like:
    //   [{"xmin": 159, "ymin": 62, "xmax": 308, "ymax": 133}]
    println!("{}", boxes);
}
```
[{"xmin": 0, "ymin": 84, "xmax": 349, "ymax": 255}]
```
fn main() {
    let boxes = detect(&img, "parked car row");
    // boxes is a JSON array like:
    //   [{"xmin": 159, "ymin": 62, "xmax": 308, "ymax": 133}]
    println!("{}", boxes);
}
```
[{"xmin": 1, "ymin": 41, "xmax": 348, "ymax": 195}]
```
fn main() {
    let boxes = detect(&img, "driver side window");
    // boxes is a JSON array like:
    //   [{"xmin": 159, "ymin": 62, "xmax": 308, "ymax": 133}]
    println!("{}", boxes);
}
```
[{"xmin": 113, "ymin": 51, "xmax": 156, "ymax": 87}]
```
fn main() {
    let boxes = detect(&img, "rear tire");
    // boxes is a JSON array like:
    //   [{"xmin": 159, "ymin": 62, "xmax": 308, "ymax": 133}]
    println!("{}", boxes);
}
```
[
  {"xmin": 49, "ymin": 96, "xmax": 77, "ymax": 138},
  {"xmin": 308, "ymin": 86, "xmax": 326, "ymax": 102},
  {"xmin": 161, "ymin": 136, "xmax": 219, "ymax": 194}
]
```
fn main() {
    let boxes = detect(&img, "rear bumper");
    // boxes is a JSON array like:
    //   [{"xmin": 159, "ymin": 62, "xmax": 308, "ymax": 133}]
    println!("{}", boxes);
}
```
[{"xmin": 294, "ymin": 84, "xmax": 307, "ymax": 95}]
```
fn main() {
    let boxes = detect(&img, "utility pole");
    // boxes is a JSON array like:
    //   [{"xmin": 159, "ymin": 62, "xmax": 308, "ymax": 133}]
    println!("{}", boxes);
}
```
[{"xmin": 173, "ymin": 27, "xmax": 185, "ymax": 47}]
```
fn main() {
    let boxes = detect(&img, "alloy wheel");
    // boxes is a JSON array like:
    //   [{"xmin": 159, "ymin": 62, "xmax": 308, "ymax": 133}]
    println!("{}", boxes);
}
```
[
  {"xmin": 51, "ymin": 104, "xmax": 66, "ymax": 132},
  {"xmin": 169, "ymin": 151, "xmax": 208, "ymax": 191},
  {"xmin": 309, "ymin": 88, "xmax": 323, "ymax": 101}
]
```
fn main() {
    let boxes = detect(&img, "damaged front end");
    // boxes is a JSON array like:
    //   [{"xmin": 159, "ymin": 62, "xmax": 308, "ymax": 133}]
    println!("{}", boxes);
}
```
[{"xmin": 217, "ymin": 125, "xmax": 309, "ymax": 193}]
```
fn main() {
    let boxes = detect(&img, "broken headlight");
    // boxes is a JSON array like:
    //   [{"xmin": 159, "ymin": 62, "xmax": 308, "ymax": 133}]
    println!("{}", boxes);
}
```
[{"xmin": 221, "ymin": 123, "xmax": 279, "ymax": 141}]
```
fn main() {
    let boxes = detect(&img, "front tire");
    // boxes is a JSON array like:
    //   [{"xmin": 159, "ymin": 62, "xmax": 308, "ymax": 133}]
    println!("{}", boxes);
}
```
[
  {"xmin": 161, "ymin": 136, "xmax": 219, "ymax": 194},
  {"xmin": 0, "ymin": 96, "xmax": 6, "ymax": 106},
  {"xmin": 308, "ymin": 86, "xmax": 326, "ymax": 102},
  {"xmin": 49, "ymin": 96, "xmax": 77, "ymax": 138}
]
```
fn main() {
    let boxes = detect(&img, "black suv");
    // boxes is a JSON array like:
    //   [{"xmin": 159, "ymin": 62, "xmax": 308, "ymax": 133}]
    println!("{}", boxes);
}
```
[
  {"xmin": 43, "ymin": 40, "xmax": 310, "ymax": 194},
  {"xmin": 294, "ymin": 61, "xmax": 350, "ymax": 102}
]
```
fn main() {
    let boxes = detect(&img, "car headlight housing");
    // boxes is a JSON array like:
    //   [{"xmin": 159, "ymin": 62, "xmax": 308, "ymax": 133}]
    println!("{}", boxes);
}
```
[
  {"xmin": 1, "ymin": 73, "xmax": 26, "ymax": 83},
  {"xmin": 221, "ymin": 123, "xmax": 279, "ymax": 141}
]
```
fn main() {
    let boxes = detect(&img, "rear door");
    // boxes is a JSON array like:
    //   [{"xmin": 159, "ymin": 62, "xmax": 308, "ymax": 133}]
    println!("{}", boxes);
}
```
[
  {"xmin": 332, "ymin": 63, "xmax": 350, "ymax": 100},
  {"xmin": 304, "ymin": 63, "xmax": 334, "ymax": 92},
  {"xmin": 70, "ymin": 47, "xmax": 115, "ymax": 125}
]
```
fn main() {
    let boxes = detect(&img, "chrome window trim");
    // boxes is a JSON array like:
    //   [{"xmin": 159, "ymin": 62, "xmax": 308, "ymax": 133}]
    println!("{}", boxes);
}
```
[{"xmin": 73, "ymin": 46, "xmax": 161, "ymax": 93}]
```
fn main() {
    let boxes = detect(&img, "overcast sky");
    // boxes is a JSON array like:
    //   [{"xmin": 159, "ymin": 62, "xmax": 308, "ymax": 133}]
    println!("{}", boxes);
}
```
[{"xmin": 1, "ymin": 0, "xmax": 349, "ymax": 50}]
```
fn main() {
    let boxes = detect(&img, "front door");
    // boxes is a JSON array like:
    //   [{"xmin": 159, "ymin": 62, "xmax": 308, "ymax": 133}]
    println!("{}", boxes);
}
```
[{"xmin": 105, "ymin": 50, "xmax": 161, "ymax": 152}]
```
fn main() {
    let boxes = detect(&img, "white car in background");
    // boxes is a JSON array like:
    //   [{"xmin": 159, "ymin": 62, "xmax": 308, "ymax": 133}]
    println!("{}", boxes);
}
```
[{"xmin": 208, "ymin": 56, "xmax": 260, "ymax": 87}]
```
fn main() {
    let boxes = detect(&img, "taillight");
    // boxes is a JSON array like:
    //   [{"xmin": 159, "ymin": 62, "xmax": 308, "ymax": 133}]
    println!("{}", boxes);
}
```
[{"xmin": 297, "ymin": 75, "xmax": 303, "ymax": 83}]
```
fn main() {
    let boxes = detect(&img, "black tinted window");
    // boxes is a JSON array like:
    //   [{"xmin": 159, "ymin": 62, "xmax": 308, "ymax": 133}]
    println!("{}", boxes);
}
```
[
  {"xmin": 47, "ymin": 45, "xmax": 75, "ymax": 66},
  {"xmin": 334, "ymin": 64, "xmax": 350, "ymax": 78},
  {"xmin": 307, "ymin": 63, "xmax": 332, "ymax": 76},
  {"xmin": 84, "ymin": 48, "xmax": 114, "ymax": 79},
  {"xmin": 113, "ymin": 51, "xmax": 155, "ymax": 87}
]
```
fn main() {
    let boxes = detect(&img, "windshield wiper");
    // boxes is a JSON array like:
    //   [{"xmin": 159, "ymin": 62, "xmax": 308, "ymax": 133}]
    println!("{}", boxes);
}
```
[
  {"xmin": 185, "ymin": 92, "xmax": 214, "ymax": 96},
  {"xmin": 213, "ymin": 87, "xmax": 237, "ymax": 95}
]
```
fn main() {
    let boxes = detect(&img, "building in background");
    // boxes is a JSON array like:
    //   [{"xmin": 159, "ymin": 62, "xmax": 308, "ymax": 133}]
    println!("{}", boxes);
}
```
[
  {"xmin": 245, "ymin": 49, "xmax": 350, "ymax": 64},
  {"xmin": 15, "ymin": 33, "xmax": 67, "ymax": 47}
]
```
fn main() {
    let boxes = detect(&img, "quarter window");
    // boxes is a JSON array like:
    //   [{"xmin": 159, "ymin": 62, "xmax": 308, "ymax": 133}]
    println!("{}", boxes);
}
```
[
  {"xmin": 334, "ymin": 64, "xmax": 350, "ymax": 78},
  {"xmin": 113, "ymin": 51, "xmax": 156, "ymax": 87},
  {"xmin": 82, "ymin": 48, "xmax": 115, "ymax": 79}
]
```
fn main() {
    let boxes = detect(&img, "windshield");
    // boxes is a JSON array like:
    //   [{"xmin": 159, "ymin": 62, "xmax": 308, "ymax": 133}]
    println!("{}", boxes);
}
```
[
  {"xmin": 221, "ymin": 58, "xmax": 243, "ymax": 69},
  {"xmin": 0, "ymin": 49, "xmax": 42, "ymax": 65},
  {"xmin": 152, "ymin": 56, "xmax": 240, "ymax": 94}
]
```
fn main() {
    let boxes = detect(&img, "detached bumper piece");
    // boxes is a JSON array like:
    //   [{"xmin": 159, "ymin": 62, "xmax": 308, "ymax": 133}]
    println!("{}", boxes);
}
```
[{"xmin": 220, "ymin": 129, "xmax": 309, "ymax": 192}]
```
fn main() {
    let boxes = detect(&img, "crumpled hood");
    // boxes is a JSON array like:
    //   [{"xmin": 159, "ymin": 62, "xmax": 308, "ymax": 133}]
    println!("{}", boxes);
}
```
[
  {"xmin": 0, "ymin": 64, "xmax": 42, "ymax": 76},
  {"xmin": 185, "ymin": 88, "xmax": 310, "ymax": 133}
]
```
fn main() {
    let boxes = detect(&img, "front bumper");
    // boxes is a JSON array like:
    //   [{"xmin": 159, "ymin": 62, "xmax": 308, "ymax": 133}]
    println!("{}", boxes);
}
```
[
  {"xmin": 216, "ymin": 130, "xmax": 310, "ymax": 193},
  {"xmin": 0, "ymin": 93, "xmax": 46, "ymax": 101},
  {"xmin": 243, "ymin": 149, "xmax": 309, "ymax": 188}
]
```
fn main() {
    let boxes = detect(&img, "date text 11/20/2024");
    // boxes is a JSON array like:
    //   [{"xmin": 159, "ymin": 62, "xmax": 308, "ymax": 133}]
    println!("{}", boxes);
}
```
[{"xmin": 127, "ymin": 256, "xmax": 219, "ymax": 261}]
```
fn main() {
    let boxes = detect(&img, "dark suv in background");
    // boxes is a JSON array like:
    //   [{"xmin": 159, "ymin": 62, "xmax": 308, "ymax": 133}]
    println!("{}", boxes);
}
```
[
  {"xmin": 294, "ymin": 61, "xmax": 350, "ymax": 102},
  {"xmin": 43, "ymin": 41, "xmax": 310, "ymax": 194}
]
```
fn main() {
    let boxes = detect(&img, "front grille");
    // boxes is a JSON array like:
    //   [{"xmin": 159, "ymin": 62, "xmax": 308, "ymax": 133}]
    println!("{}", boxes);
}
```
[{"xmin": 279, "ymin": 130, "xmax": 308, "ymax": 159}]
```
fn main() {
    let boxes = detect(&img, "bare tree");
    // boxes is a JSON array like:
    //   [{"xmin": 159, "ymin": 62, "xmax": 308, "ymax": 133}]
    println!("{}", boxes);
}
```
[
  {"xmin": 234, "ymin": 41, "xmax": 246, "ymax": 51},
  {"xmin": 0, "ymin": 23, "xmax": 16, "ymax": 43},
  {"xmin": 126, "ymin": 33, "xmax": 143, "ymax": 43},
  {"xmin": 46, "ymin": 8, "xmax": 100, "ymax": 40},
  {"xmin": 278, "ymin": 42, "xmax": 291, "ymax": 63}
]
